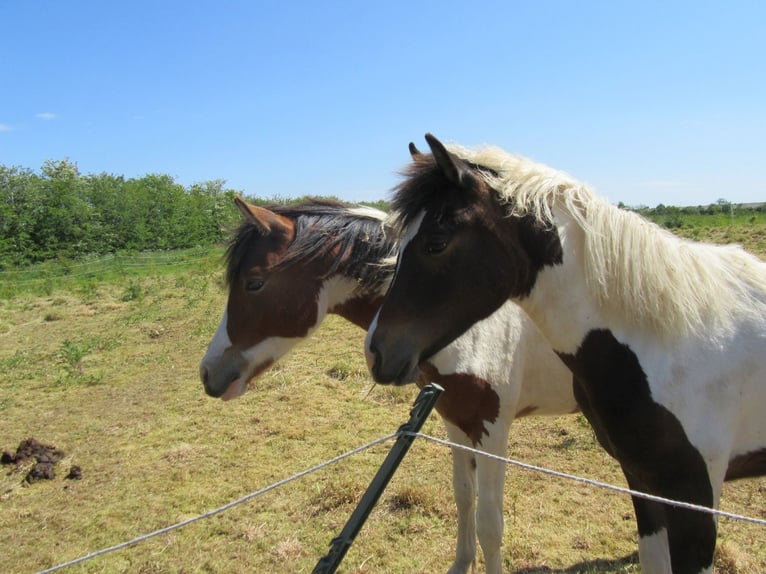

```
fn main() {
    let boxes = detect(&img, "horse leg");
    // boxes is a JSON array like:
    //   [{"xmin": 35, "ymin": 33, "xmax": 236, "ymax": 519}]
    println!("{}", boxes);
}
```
[
  {"xmin": 623, "ymin": 471, "xmax": 671, "ymax": 574},
  {"xmin": 445, "ymin": 422, "xmax": 478, "ymax": 574},
  {"xmin": 661, "ymin": 468, "xmax": 722, "ymax": 574},
  {"xmin": 664, "ymin": 503, "xmax": 716, "ymax": 574},
  {"xmin": 474, "ymin": 422, "xmax": 509, "ymax": 574},
  {"xmin": 576, "ymin": 383, "xmax": 673, "ymax": 572},
  {"xmin": 627, "ymin": 454, "xmax": 722, "ymax": 573}
]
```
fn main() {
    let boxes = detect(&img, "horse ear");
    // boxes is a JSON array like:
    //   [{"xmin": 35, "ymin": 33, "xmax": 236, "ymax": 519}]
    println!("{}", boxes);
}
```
[
  {"xmin": 424, "ymin": 133, "xmax": 474, "ymax": 187},
  {"xmin": 408, "ymin": 142, "xmax": 422, "ymax": 159},
  {"xmin": 234, "ymin": 197, "xmax": 273, "ymax": 236}
]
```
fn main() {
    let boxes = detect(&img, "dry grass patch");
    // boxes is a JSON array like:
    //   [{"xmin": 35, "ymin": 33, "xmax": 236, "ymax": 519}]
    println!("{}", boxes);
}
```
[{"xmin": 0, "ymin": 242, "xmax": 765, "ymax": 573}]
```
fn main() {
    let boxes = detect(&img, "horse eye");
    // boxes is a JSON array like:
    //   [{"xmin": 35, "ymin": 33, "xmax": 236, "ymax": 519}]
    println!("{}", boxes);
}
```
[
  {"xmin": 426, "ymin": 239, "xmax": 448, "ymax": 254},
  {"xmin": 245, "ymin": 278, "xmax": 265, "ymax": 292}
]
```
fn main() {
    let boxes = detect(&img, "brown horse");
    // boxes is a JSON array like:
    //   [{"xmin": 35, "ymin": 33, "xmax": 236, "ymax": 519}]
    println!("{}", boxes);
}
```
[{"xmin": 200, "ymin": 197, "xmax": 575, "ymax": 574}]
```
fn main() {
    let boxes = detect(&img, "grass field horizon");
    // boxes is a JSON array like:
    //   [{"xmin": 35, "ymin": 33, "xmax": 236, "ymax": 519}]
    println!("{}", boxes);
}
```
[{"xmin": 1, "ymin": 229, "xmax": 764, "ymax": 573}]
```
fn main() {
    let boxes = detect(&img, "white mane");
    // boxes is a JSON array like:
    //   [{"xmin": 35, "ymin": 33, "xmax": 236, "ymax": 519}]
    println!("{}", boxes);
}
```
[
  {"xmin": 448, "ymin": 143, "xmax": 766, "ymax": 339},
  {"xmin": 348, "ymin": 205, "xmax": 388, "ymax": 221}
]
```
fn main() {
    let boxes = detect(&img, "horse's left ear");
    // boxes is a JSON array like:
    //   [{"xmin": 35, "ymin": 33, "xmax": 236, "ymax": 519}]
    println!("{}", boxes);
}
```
[
  {"xmin": 408, "ymin": 142, "xmax": 423, "ymax": 159},
  {"xmin": 424, "ymin": 133, "xmax": 475, "ymax": 188},
  {"xmin": 234, "ymin": 197, "xmax": 278, "ymax": 236}
]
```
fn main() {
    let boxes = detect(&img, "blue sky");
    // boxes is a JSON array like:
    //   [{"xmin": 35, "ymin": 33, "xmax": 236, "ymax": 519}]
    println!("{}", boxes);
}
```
[{"xmin": 2, "ymin": 1, "xmax": 764, "ymax": 208}]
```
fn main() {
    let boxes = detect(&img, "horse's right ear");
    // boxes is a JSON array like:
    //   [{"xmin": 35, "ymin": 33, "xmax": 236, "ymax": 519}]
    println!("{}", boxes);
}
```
[
  {"xmin": 424, "ymin": 133, "xmax": 475, "ymax": 188},
  {"xmin": 234, "ymin": 197, "xmax": 272, "ymax": 236}
]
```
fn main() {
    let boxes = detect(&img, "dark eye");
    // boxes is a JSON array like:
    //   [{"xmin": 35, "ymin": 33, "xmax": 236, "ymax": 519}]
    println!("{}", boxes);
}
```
[
  {"xmin": 245, "ymin": 278, "xmax": 265, "ymax": 292},
  {"xmin": 426, "ymin": 236, "xmax": 449, "ymax": 254}
]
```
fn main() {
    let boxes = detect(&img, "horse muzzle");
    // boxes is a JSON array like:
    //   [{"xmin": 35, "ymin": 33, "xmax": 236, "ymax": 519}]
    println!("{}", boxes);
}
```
[
  {"xmin": 199, "ymin": 361, "xmax": 242, "ymax": 399},
  {"xmin": 365, "ymin": 334, "xmax": 420, "ymax": 385}
]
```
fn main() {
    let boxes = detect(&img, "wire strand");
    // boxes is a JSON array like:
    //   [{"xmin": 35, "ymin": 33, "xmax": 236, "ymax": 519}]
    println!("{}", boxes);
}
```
[
  {"xmin": 406, "ymin": 431, "xmax": 766, "ymax": 526},
  {"xmin": 36, "ymin": 433, "xmax": 398, "ymax": 574},
  {"xmin": 35, "ymin": 428, "xmax": 766, "ymax": 573}
]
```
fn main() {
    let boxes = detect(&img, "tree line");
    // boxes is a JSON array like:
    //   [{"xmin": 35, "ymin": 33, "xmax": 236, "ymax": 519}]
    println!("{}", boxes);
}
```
[
  {"xmin": 0, "ymin": 160, "xmax": 248, "ymax": 269},
  {"xmin": 3, "ymin": 158, "xmax": 758, "ymax": 270},
  {"xmin": 0, "ymin": 159, "xmax": 390, "ymax": 270},
  {"xmin": 0, "ymin": 160, "xmax": 249, "ymax": 268}
]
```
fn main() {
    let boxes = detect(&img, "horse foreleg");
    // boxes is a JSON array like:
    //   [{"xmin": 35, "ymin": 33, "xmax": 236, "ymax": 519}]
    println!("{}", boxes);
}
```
[
  {"xmin": 657, "ymin": 454, "xmax": 720, "ymax": 574},
  {"xmin": 445, "ymin": 423, "xmax": 478, "ymax": 574},
  {"xmin": 474, "ymin": 422, "xmax": 509, "ymax": 574},
  {"xmin": 623, "ymin": 470, "xmax": 671, "ymax": 574},
  {"xmin": 627, "ymin": 466, "xmax": 719, "ymax": 574},
  {"xmin": 665, "ymin": 503, "xmax": 716, "ymax": 574}
]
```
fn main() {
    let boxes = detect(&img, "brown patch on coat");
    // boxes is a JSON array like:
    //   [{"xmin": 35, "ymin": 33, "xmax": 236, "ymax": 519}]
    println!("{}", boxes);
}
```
[
  {"xmin": 332, "ymin": 295, "xmax": 385, "ymax": 330},
  {"xmin": 418, "ymin": 363, "xmax": 500, "ymax": 446}
]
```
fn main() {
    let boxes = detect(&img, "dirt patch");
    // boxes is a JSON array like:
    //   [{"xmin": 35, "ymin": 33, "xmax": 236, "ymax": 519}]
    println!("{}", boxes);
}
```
[{"xmin": 1, "ymin": 437, "xmax": 81, "ymax": 484}]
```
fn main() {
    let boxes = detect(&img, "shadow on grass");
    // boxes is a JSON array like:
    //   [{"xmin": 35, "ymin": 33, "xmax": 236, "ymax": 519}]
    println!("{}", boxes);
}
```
[{"xmin": 514, "ymin": 551, "xmax": 639, "ymax": 573}]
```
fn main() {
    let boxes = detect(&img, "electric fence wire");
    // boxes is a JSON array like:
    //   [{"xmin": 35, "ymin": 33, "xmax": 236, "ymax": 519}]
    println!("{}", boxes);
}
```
[
  {"xmin": 35, "ymin": 429, "xmax": 766, "ymax": 573},
  {"xmin": 36, "ymin": 432, "xmax": 399, "ymax": 574}
]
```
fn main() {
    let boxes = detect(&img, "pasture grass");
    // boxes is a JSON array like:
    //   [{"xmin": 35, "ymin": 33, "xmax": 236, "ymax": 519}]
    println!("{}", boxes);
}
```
[
  {"xmin": 0, "ymin": 232, "xmax": 764, "ymax": 573},
  {"xmin": 0, "ymin": 247, "xmax": 221, "ymax": 300}
]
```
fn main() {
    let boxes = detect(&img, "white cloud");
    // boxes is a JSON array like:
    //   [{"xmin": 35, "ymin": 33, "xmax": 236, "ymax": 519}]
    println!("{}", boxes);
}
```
[
  {"xmin": 36, "ymin": 112, "xmax": 57, "ymax": 120},
  {"xmin": 0, "ymin": 123, "xmax": 13, "ymax": 132}
]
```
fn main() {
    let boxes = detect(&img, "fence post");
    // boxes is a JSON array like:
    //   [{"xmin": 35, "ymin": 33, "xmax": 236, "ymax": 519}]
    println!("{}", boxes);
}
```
[{"xmin": 312, "ymin": 382, "xmax": 443, "ymax": 574}]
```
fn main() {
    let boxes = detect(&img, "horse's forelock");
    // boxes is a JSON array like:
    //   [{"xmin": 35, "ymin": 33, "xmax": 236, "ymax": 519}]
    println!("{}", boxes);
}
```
[
  {"xmin": 225, "ymin": 223, "xmax": 261, "ymax": 288},
  {"xmin": 390, "ymin": 155, "xmax": 452, "ymax": 234}
]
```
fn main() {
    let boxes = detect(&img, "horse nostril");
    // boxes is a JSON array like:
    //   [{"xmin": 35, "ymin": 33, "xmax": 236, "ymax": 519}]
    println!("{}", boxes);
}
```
[{"xmin": 200, "ymin": 364, "xmax": 209, "ymax": 386}]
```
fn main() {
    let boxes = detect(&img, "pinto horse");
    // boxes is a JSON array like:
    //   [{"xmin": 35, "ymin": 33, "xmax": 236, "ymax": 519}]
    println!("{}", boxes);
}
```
[
  {"xmin": 200, "ymin": 197, "xmax": 575, "ymax": 574},
  {"xmin": 365, "ymin": 134, "xmax": 766, "ymax": 574}
]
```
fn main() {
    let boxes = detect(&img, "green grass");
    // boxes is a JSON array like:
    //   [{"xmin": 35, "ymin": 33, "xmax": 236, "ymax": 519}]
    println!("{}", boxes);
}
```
[{"xmin": 0, "ymin": 234, "xmax": 764, "ymax": 573}]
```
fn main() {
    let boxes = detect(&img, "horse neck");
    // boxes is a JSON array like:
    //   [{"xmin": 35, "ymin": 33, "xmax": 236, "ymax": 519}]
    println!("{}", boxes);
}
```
[
  {"xmin": 321, "ymin": 221, "xmax": 395, "ymax": 330},
  {"xmin": 331, "ymin": 292, "xmax": 386, "ymax": 329},
  {"xmin": 320, "ymin": 260, "xmax": 388, "ymax": 330},
  {"xmin": 515, "ymin": 211, "xmax": 605, "ymax": 355},
  {"xmin": 313, "ymin": 240, "xmax": 392, "ymax": 330}
]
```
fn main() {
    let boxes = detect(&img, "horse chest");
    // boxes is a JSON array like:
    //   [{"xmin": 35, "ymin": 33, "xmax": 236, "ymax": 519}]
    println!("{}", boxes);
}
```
[{"xmin": 418, "ymin": 363, "xmax": 500, "ymax": 446}]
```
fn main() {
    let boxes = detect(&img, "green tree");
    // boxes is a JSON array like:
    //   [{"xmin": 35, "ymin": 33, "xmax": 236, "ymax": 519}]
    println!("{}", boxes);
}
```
[
  {"xmin": 186, "ymin": 180, "xmax": 239, "ymax": 245},
  {"xmin": 0, "ymin": 165, "xmax": 39, "ymax": 266},
  {"xmin": 83, "ymin": 172, "xmax": 126, "ymax": 253},
  {"xmin": 0, "ymin": 159, "xmax": 259, "ymax": 267},
  {"xmin": 26, "ymin": 160, "xmax": 95, "ymax": 260}
]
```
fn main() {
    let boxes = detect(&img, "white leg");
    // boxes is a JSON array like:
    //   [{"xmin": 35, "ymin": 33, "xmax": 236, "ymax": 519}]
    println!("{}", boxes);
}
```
[
  {"xmin": 445, "ymin": 423, "xmax": 477, "ymax": 574},
  {"xmin": 474, "ymin": 423, "xmax": 508, "ymax": 574}
]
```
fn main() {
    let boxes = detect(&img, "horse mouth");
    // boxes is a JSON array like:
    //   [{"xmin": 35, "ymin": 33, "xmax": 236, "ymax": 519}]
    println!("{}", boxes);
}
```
[
  {"xmin": 393, "ymin": 361, "xmax": 421, "ymax": 385},
  {"xmin": 219, "ymin": 359, "xmax": 274, "ymax": 402},
  {"xmin": 221, "ymin": 377, "xmax": 247, "ymax": 401},
  {"xmin": 373, "ymin": 357, "xmax": 420, "ymax": 386}
]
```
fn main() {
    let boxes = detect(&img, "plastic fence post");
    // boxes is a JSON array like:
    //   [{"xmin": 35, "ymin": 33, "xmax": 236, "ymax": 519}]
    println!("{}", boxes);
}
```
[{"xmin": 312, "ymin": 382, "xmax": 444, "ymax": 574}]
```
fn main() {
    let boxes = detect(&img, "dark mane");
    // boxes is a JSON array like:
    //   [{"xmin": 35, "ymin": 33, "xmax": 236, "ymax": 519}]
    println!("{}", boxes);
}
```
[{"xmin": 225, "ymin": 199, "xmax": 397, "ymax": 293}]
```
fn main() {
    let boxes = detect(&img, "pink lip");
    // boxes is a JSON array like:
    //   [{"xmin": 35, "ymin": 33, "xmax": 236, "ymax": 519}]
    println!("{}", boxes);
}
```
[
  {"xmin": 219, "ymin": 359, "xmax": 275, "ymax": 402},
  {"xmin": 221, "ymin": 378, "xmax": 246, "ymax": 401}
]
